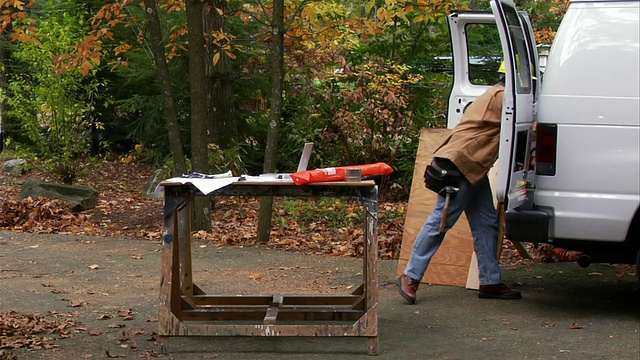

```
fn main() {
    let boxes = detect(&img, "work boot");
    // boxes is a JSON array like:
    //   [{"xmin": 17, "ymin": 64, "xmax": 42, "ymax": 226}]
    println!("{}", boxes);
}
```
[
  {"xmin": 396, "ymin": 274, "xmax": 420, "ymax": 304},
  {"xmin": 478, "ymin": 283, "xmax": 522, "ymax": 300}
]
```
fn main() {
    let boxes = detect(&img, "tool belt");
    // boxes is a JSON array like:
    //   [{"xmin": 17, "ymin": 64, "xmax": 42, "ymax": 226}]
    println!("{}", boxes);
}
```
[{"xmin": 424, "ymin": 157, "xmax": 461, "ymax": 197}]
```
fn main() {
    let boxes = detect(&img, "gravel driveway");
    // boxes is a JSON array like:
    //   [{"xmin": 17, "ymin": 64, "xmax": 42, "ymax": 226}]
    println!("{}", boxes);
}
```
[{"xmin": 1, "ymin": 231, "xmax": 638, "ymax": 360}]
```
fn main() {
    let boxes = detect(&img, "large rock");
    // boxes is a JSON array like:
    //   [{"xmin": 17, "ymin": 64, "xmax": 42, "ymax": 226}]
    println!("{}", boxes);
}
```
[
  {"xmin": 3, "ymin": 159, "xmax": 27, "ymax": 175},
  {"xmin": 20, "ymin": 180, "xmax": 99, "ymax": 212}
]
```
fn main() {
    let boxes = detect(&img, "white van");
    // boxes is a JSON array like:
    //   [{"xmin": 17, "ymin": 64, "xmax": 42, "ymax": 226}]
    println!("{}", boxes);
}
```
[{"xmin": 447, "ymin": 0, "xmax": 640, "ymax": 276}]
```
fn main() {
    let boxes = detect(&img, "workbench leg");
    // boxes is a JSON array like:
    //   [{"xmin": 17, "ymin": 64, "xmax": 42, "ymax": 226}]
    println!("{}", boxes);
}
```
[
  {"xmin": 359, "ymin": 187, "xmax": 380, "ymax": 356},
  {"xmin": 158, "ymin": 335, "xmax": 169, "ymax": 355},
  {"xmin": 178, "ymin": 200, "xmax": 195, "ymax": 300},
  {"xmin": 368, "ymin": 336, "xmax": 380, "ymax": 356},
  {"xmin": 361, "ymin": 192, "xmax": 379, "ymax": 311},
  {"xmin": 159, "ymin": 186, "xmax": 190, "ymax": 354}
]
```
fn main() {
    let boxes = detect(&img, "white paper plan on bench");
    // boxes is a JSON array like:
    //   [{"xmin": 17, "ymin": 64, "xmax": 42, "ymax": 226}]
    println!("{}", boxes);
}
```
[{"xmin": 158, "ymin": 171, "xmax": 235, "ymax": 196}]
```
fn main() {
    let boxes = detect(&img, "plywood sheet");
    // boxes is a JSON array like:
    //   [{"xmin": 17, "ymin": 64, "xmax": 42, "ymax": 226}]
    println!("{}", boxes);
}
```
[{"xmin": 397, "ymin": 128, "xmax": 475, "ymax": 288}]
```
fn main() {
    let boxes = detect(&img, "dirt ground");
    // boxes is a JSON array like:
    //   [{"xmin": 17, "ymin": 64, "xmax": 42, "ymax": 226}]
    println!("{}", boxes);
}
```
[
  {"xmin": 1, "ymin": 160, "xmax": 637, "ymax": 359},
  {"xmin": 1, "ymin": 230, "xmax": 638, "ymax": 360}
]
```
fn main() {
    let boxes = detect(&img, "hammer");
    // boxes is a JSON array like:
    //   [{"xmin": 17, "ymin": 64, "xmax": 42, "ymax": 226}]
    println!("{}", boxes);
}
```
[{"xmin": 439, "ymin": 186, "xmax": 459, "ymax": 233}]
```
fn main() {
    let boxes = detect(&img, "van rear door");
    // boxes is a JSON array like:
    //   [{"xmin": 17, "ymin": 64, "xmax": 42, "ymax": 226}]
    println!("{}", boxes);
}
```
[
  {"xmin": 447, "ymin": 0, "xmax": 537, "ymax": 211},
  {"xmin": 446, "ymin": 11, "xmax": 498, "ymax": 128},
  {"xmin": 491, "ymin": 0, "xmax": 537, "ymax": 210}
]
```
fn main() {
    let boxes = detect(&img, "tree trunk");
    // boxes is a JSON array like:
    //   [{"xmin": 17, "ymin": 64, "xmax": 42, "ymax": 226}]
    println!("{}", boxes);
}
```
[
  {"xmin": 257, "ymin": 0, "xmax": 285, "ymax": 243},
  {"xmin": 0, "ymin": 41, "xmax": 5, "ymax": 155},
  {"xmin": 142, "ymin": 0, "xmax": 187, "ymax": 175},
  {"xmin": 205, "ymin": 0, "xmax": 237, "ymax": 150},
  {"xmin": 186, "ymin": 0, "xmax": 212, "ymax": 232}
]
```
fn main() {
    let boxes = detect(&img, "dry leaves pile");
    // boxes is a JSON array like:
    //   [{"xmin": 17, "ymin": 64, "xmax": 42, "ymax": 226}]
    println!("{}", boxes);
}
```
[
  {"xmin": 0, "ymin": 311, "xmax": 77, "ymax": 351},
  {"xmin": 0, "ymin": 160, "xmax": 533, "ymax": 262},
  {"xmin": 0, "ymin": 161, "xmax": 168, "ymax": 240},
  {"xmin": 193, "ymin": 197, "xmax": 406, "ymax": 259},
  {"xmin": 0, "ymin": 197, "xmax": 90, "ymax": 233},
  {"xmin": 0, "ymin": 160, "xmax": 546, "ymax": 272},
  {"xmin": 0, "ymin": 351, "xmax": 16, "ymax": 360},
  {"xmin": 0, "ymin": 161, "xmax": 407, "ymax": 259}
]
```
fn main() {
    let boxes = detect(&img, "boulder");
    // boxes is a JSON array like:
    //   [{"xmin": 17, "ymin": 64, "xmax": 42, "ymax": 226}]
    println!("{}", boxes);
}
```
[
  {"xmin": 20, "ymin": 180, "xmax": 99, "ymax": 212},
  {"xmin": 3, "ymin": 159, "xmax": 27, "ymax": 175}
]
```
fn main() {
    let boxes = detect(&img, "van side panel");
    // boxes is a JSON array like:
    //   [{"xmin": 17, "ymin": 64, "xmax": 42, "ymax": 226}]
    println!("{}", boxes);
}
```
[
  {"xmin": 536, "ymin": 126, "xmax": 639, "ymax": 241},
  {"xmin": 536, "ymin": 1, "xmax": 640, "ymax": 243},
  {"xmin": 541, "ymin": 2, "xmax": 640, "ymax": 101}
]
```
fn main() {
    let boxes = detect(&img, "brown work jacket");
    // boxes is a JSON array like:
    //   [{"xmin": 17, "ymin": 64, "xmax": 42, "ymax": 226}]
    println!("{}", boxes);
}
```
[{"xmin": 433, "ymin": 84, "xmax": 504, "ymax": 185}]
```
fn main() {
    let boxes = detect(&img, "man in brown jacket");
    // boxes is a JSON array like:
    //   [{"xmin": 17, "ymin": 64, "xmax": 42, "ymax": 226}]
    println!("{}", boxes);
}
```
[{"xmin": 397, "ymin": 67, "xmax": 522, "ymax": 304}]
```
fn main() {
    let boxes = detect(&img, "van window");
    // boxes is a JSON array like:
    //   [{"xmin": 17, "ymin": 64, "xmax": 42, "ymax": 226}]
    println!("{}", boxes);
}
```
[
  {"xmin": 502, "ymin": 5, "xmax": 532, "ymax": 94},
  {"xmin": 464, "ymin": 23, "xmax": 502, "ymax": 85}
]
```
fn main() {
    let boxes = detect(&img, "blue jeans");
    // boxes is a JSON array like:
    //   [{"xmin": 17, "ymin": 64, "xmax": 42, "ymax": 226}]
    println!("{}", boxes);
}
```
[{"xmin": 404, "ymin": 176, "xmax": 502, "ymax": 285}]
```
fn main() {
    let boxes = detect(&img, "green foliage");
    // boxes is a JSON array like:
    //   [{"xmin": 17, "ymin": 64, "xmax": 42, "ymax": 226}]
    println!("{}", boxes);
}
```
[
  {"xmin": 287, "ymin": 57, "xmax": 421, "ymax": 198},
  {"xmin": 5, "ymin": 4, "xmax": 107, "ymax": 184},
  {"xmin": 0, "ymin": 141, "xmax": 29, "ymax": 169},
  {"xmin": 207, "ymin": 142, "xmax": 248, "ymax": 176},
  {"xmin": 275, "ymin": 0, "xmax": 462, "ymax": 197},
  {"xmin": 472, "ymin": 0, "xmax": 568, "ymax": 43},
  {"xmin": 239, "ymin": 111, "xmax": 270, "ymax": 174},
  {"xmin": 162, "ymin": 155, "xmax": 191, "ymax": 177},
  {"xmin": 464, "ymin": 23, "xmax": 503, "ymax": 85},
  {"xmin": 0, "ymin": 0, "xmax": 569, "ymax": 200},
  {"xmin": 319, "ymin": 58, "xmax": 422, "ymax": 165},
  {"xmin": 94, "ymin": 4, "xmax": 191, "ymax": 165},
  {"xmin": 516, "ymin": 0, "xmax": 568, "ymax": 43},
  {"xmin": 274, "ymin": 198, "xmax": 363, "ymax": 231}
]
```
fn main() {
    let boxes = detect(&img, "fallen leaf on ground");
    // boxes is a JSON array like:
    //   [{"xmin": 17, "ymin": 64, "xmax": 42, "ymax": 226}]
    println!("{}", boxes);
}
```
[
  {"xmin": 0, "ymin": 311, "xmax": 77, "ymax": 350},
  {"xmin": 0, "ymin": 350, "xmax": 19, "ymax": 360},
  {"xmin": 68, "ymin": 300, "xmax": 86, "ymax": 308},
  {"xmin": 117, "ymin": 309, "xmax": 135, "ymax": 320},
  {"xmin": 105, "ymin": 350, "xmax": 126, "ymax": 358}
]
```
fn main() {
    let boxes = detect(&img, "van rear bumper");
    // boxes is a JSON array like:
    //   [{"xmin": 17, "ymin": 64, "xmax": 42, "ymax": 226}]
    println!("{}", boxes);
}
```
[{"xmin": 505, "ymin": 209, "xmax": 550, "ymax": 243}]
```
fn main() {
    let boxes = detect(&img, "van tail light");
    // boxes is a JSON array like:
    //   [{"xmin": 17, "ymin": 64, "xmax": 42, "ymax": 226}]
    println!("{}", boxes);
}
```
[{"xmin": 535, "ymin": 124, "xmax": 557, "ymax": 176}]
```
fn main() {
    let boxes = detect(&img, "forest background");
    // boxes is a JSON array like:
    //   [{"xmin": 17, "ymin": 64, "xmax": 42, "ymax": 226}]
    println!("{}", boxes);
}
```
[{"xmin": 0, "ymin": 0, "xmax": 567, "ymax": 237}]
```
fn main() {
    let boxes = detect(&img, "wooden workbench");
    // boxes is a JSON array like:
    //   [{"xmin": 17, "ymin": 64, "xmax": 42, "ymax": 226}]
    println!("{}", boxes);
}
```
[{"xmin": 158, "ymin": 180, "xmax": 380, "ymax": 355}]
